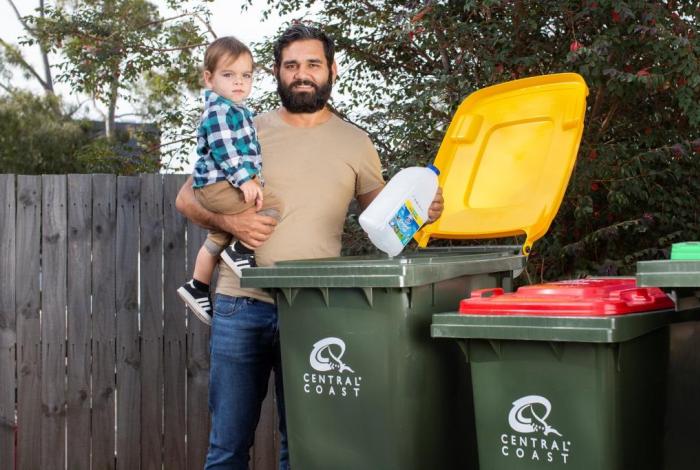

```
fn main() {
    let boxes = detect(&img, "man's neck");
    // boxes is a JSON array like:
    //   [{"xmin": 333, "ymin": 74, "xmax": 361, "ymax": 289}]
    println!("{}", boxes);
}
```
[{"xmin": 277, "ymin": 106, "xmax": 333, "ymax": 128}]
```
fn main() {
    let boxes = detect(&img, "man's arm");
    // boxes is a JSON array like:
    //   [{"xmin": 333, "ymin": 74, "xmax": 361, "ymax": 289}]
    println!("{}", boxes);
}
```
[
  {"xmin": 357, "ymin": 186, "xmax": 444, "ymax": 223},
  {"xmin": 175, "ymin": 177, "xmax": 219, "ymax": 231},
  {"xmin": 175, "ymin": 177, "xmax": 277, "ymax": 248},
  {"xmin": 356, "ymin": 187, "xmax": 383, "ymax": 212}
]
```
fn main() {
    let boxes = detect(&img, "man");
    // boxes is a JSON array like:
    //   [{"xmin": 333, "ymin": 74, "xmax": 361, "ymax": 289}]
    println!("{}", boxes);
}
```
[{"xmin": 176, "ymin": 25, "xmax": 444, "ymax": 470}]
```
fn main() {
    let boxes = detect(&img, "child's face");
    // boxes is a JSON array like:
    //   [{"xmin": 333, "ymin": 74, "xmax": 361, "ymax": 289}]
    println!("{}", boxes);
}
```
[{"xmin": 204, "ymin": 53, "xmax": 254, "ymax": 104}]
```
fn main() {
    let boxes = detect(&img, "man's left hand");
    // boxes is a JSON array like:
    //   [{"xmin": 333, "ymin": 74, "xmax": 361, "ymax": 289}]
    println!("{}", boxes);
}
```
[{"xmin": 427, "ymin": 187, "xmax": 444, "ymax": 223}]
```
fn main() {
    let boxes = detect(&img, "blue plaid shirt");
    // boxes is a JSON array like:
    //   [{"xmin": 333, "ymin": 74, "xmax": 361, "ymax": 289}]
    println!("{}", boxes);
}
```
[{"xmin": 192, "ymin": 90, "xmax": 262, "ymax": 189}]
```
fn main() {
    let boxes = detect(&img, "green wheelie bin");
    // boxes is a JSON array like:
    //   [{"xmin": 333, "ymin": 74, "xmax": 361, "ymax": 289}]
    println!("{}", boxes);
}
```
[
  {"xmin": 431, "ymin": 278, "xmax": 677, "ymax": 470},
  {"xmin": 242, "ymin": 247, "xmax": 524, "ymax": 470},
  {"xmin": 637, "ymin": 241, "xmax": 700, "ymax": 469}
]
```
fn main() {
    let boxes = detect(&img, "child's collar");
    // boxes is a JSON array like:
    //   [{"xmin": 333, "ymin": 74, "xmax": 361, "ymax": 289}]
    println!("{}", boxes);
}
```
[{"xmin": 203, "ymin": 89, "xmax": 239, "ymax": 107}]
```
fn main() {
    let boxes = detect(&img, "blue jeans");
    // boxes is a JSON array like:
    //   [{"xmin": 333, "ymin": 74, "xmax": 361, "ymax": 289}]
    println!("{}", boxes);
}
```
[{"xmin": 204, "ymin": 295, "xmax": 289, "ymax": 470}]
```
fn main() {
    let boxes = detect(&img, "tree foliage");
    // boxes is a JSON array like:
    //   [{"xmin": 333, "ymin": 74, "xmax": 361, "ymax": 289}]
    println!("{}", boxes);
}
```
[
  {"xmin": 28, "ymin": 0, "xmax": 206, "ymax": 135},
  {"xmin": 0, "ymin": 91, "xmax": 159, "ymax": 174},
  {"xmin": 248, "ymin": 0, "xmax": 700, "ymax": 280},
  {"xmin": 0, "ymin": 91, "xmax": 87, "ymax": 173},
  {"xmin": 0, "ymin": 0, "xmax": 211, "ymax": 172}
]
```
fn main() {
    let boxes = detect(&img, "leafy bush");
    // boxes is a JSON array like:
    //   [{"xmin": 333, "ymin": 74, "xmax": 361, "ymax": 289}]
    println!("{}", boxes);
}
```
[
  {"xmin": 0, "ymin": 91, "xmax": 88, "ymax": 174},
  {"xmin": 0, "ymin": 91, "xmax": 160, "ymax": 175}
]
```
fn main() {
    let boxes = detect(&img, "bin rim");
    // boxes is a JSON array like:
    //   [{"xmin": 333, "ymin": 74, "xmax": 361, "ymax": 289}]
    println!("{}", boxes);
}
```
[
  {"xmin": 636, "ymin": 259, "xmax": 700, "ymax": 288},
  {"xmin": 431, "ymin": 308, "xmax": 686, "ymax": 343},
  {"xmin": 241, "ymin": 246, "xmax": 525, "ymax": 289}
]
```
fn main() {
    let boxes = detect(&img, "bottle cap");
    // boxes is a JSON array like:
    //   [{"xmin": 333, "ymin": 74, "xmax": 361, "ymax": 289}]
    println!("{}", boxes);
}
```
[{"xmin": 427, "ymin": 164, "xmax": 440, "ymax": 176}]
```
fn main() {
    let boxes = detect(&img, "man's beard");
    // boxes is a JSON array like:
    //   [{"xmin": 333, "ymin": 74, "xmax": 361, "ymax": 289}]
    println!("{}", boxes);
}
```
[{"xmin": 277, "ymin": 73, "xmax": 333, "ymax": 113}]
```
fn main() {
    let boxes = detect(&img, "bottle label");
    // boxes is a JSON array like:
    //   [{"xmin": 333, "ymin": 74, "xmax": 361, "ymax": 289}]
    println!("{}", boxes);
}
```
[{"xmin": 389, "ymin": 199, "xmax": 424, "ymax": 246}]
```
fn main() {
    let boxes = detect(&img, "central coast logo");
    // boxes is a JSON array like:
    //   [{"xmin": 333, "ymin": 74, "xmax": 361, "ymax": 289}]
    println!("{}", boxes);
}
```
[
  {"xmin": 302, "ymin": 337, "xmax": 362, "ymax": 398},
  {"xmin": 309, "ymin": 337, "xmax": 355, "ymax": 373},
  {"xmin": 508, "ymin": 395, "xmax": 562, "ymax": 436},
  {"xmin": 500, "ymin": 395, "xmax": 571, "ymax": 465}
]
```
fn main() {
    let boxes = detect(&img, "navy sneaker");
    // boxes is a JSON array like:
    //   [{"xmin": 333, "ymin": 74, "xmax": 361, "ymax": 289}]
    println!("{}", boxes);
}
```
[
  {"xmin": 176, "ymin": 280, "xmax": 212, "ymax": 326},
  {"xmin": 220, "ymin": 241, "xmax": 257, "ymax": 277}
]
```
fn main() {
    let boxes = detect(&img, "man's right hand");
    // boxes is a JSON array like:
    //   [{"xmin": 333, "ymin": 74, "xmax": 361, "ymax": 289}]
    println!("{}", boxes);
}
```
[
  {"xmin": 175, "ymin": 176, "xmax": 277, "ymax": 248},
  {"xmin": 219, "ymin": 206, "xmax": 277, "ymax": 248}
]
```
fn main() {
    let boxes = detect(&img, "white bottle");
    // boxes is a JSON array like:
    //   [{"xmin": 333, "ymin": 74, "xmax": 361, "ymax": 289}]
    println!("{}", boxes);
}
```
[{"xmin": 359, "ymin": 165, "xmax": 440, "ymax": 257}]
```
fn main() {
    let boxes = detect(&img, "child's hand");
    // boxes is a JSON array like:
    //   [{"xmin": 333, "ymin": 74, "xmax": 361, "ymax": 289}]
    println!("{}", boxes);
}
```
[{"xmin": 240, "ymin": 179, "xmax": 264, "ymax": 210}]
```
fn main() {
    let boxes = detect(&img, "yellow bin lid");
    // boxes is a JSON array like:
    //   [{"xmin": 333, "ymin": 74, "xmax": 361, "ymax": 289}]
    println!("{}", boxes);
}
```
[{"xmin": 416, "ymin": 73, "xmax": 588, "ymax": 255}]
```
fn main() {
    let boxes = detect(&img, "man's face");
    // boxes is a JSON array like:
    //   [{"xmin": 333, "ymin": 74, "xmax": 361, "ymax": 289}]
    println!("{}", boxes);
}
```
[{"xmin": 275, "ymin": 39, "xmax": 337, "ymax": 113}]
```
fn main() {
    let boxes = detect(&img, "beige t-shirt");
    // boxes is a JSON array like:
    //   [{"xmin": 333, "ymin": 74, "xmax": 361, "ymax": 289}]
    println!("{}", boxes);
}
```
[{"xmin": 215, "ymin": 109, "xmax": 385, "ymax": 302}]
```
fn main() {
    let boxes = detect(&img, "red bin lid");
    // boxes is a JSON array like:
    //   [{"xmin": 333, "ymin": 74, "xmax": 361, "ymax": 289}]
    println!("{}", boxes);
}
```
[{"xmin": 459, "ymin": 278, "xmax": 674, "ymax": 316}]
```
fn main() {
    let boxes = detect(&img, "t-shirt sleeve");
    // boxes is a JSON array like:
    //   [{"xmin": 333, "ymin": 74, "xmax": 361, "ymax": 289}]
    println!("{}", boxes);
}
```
[{"xmin": 355, "ymin": 135, "xmax": 385, "ymax": 197}]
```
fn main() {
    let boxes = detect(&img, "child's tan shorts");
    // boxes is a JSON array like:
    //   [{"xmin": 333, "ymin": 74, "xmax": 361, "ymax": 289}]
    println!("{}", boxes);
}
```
[{"xmin": 194, "ymin": 179, "xmax": 283, "ymax": 254}]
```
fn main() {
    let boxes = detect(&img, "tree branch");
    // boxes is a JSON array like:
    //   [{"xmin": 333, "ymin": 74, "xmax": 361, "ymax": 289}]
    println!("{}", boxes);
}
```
[
  {"xmin": 112, "ymin": 11, "xmax": 214, "ymax": 41},
  {"xmin": 115, "ymin": 112, "xmax": 147, "ymax": 119},
  {"xmin": 137, "ymin": 11, "xmax": 192, "ymax": 29},
  {"xmin": 0, "ymin": 81, "xmax": 14, "ymax": 93},
  {"xmin": 38, "ymin": 0, "xmax": 54, "ymax": 93},
  {"xmin": 5, "ymin": 0, "xmax": 54, "ymax": 93},
  {"xmin": 5, "ymin": 0, "xmax": 34, "ymax": 34},
  {"xmin": 589, "ymin": 84, "xmax": 605, "ymax": 123},
  {"xmin": 356, "ymin": 0, "xmax": 380, "ymax": 13},
  {"xmin": 597, "ymin": 101, "xmax": 619, "ymax": 139},
  {"xmin": 65, "ymin": 97, "xmax": 92, "ymax": 118},
  {"xmin": 153, "ymin": 135, "xmax": 196, "ymax": 149},
  {"xmin": 136, "ymin": 11, "xmax": 216, "ymax": 40},
  {"xmin": 432, "ymin": 28, "xmax": 451, "ymax": 73},
  {"xmin": 341, "ymin": 41, "xmax": 424, "ymax": 76},
  {"xmin": 135, "ymin": 42, "xmax": 207, "ymax": 53},
  {"xmin": 0, "ymin": 38, "xmax": 50, "ymax": 91},
  {"xmin": 194, "ymin": 13, "xmax": 217, "ymax": 39}
]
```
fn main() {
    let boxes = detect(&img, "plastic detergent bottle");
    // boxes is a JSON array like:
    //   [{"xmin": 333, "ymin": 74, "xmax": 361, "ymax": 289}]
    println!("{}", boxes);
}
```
[{"xmin": 359, "ymin": 165, "xmax": 440, "ymax": 256}]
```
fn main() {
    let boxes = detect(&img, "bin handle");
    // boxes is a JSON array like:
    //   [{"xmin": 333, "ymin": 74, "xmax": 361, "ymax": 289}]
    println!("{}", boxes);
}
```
[
  {"xmin": 615, "ymin": 288, "xmax": 652, "ymax": 303},
  {"xmin": 471, "ymin": 288, "xmax": 505, "ymax": 299}
]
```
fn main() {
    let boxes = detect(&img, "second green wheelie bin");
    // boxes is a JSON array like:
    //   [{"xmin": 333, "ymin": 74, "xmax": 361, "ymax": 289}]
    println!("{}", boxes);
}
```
[
  {"xmin": 637, "ymin": 241, "xmax": 700, "ymax": 310},
  {"xmin": 431, "ymin": 278, "xmax": 677, "ymax": 470},
  {"xmin": 637, "ymin": 241, "xmax": 700, "ymax": 469}
]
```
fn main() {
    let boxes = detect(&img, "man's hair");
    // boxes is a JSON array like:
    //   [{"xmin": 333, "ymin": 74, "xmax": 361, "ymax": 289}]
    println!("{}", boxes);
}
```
[
  {"xmin": 273, "ymin": 25, "xmax": 335, "ymax": 69},
  {"xmin": 204, "ymin": 36, "xmax": 252, "ymax": 73}
]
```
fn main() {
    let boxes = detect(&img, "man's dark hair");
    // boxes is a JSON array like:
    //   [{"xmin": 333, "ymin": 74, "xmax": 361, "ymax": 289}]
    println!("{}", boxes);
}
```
[{"xmin": 273, "ymin": 25, "xmax": 335, "ymax": 69}]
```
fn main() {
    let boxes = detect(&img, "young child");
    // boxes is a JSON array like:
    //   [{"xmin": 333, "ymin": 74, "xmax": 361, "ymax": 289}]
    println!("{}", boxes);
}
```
[{"xmin": 177, "ymin": 36, "xmax": 282, "ymax": 326}]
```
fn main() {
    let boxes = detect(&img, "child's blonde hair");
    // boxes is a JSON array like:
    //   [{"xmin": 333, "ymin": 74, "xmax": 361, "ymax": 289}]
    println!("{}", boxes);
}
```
[{"xmin": 204, "ymin": 36, "xmax": 253, "ymax": 73}]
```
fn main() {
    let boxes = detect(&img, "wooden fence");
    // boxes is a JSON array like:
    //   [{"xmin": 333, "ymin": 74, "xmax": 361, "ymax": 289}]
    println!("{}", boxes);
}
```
[{"xmin": 0, "ymin": 174, "xmax": 281, "ymax": 470}]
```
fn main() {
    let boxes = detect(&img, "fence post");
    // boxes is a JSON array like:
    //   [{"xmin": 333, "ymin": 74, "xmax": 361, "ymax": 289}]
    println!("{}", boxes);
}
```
[
  {"xmin": 116, "ymin": 175, "xmax": 141, "ymax": 470},
  {"xmin": 163, "ymin": 174, "xmax": 188, "ymax": 469},
  {"xmin": 0, "ymin": 174, "xmax": 17, "ymax": 470},
  {"xmin": 67, "ymin": 174, "xmax": 93, "ymax": 470},
  {"xmin": 140, "ymin": 174, "xmax": 164, "ymax": 470},
  {"xmin": 40, "ymin": 175, "xmax": 68, "ymax": 468},
  {"xmin": 16, "ymin": 175, "xmax": 42, "ymax": 470},
  {"xmin": 92, "ymin": 174, "xmax": 117, "ymax": 470},
  {"xmin": 185, "ymin": 203, "xmax": 210, "ymax": 469}
]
